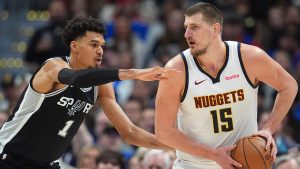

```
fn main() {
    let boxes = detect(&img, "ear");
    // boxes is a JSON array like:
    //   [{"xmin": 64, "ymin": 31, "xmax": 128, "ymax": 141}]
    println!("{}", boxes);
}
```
[
  {"xmin": 212, "ymin": 23, "xmax": 222, "ymax": 34},
  {"xmin": 70, "ymin": 41, "xmax": 77, "ymax": 51}
]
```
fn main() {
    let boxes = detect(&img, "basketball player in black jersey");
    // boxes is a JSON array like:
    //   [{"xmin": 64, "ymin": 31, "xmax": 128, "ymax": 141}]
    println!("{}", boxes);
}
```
[{"xmin": 0, "ymin": 17, "xmax": 176, "ymax": 169}]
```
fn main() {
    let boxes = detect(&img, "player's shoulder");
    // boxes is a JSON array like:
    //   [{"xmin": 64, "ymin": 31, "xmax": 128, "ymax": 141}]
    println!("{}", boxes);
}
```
[
  {"xmin": 239, "ymin": 43, "xmax": 267, "ymax": 59},
  {"xmin": 165, "ymin": 54, "xmax": 185, "ymax": 71},
  {"xmin": 42, "ymin": 57, "xmax": 69, "ymax": 70}
]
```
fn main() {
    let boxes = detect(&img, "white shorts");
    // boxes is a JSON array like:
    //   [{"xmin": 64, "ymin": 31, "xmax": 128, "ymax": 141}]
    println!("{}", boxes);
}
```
[{"xmin": 172, "ymin": 158, "xmax": 222, "ymax": 169}]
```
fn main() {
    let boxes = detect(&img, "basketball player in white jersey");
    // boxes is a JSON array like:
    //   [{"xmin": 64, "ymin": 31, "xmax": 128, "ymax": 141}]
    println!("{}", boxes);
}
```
[{"xmin": 155, "ymin": 2, "xmax": 298, "ymax": 169}]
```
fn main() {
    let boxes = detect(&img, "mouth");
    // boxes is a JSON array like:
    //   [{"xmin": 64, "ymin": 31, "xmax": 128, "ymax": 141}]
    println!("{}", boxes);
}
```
[
  {"xmin": 188, "ymin": 41, "xmax": 196, "ymax": 48},
  {"xmin": 96, "ymin": 57, "xmax": 103, "ymax": 67},
  {"xmin": 187, "ymin": 39, "xmax": 195, "ymax": 45}
]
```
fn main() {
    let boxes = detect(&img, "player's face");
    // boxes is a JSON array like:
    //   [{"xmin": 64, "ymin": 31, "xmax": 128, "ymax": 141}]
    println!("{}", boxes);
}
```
[
  {"xmin": 73, "ymin": 31, "xmax": 105, "ymax": 68},
  {"xmin": 184, "ymin": 13, "xmax": 214, "ymax": 57}
]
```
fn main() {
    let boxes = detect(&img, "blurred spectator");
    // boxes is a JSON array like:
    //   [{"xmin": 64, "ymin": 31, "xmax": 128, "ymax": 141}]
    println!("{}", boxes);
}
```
[
  {"xmin": 97, "ymin": 149, "xmax": 125, "ymax": 169},
  {"xmin": 165, "ymin": 150, "xmax": 176, "ymax": 168},
  {"xmin": 123, "ymin": 98, "xmax": 143, "ymax": 126},
  {"xmin": 0, "ymin": 110, "xmax": 8, "ymax": 128},
  {"xmin": 275, "ymin": 155, "xmax": 300, "ymax": 169},
  {"xmin": 97, "ymin": 126, "xmax": 135, "ymax": 161},
  {"xmin": 69, "ymin": 0, "xmax": 90, "ymax": 18},
  {"xmin": 140, "ymin": 107, "xmax": 155, "ymax": 133},
  {"xmin": 97, "ymin": 126, "xmax": 122, "ymax": 152},
  {"xmin": 94, "ymin": 111, "xmax": 111, "ymax": 140},
  {"xmin": 104, "ymin": 8, "xmax": 148, "ymax": 68},
  {"xmin": 1, "ymin": 72, "xmax": 30, "ymax": 111},
  {"xmin": 148, "ymin": 9, "xmax": 187, "ymax": 67},
  {"xmin": 130, "ymin": 81, "xmax": 154, "ymax": 107},
  {"xmin": 113, "ymin": 50, "xmax": 135, "ymax": 105},
  {"xmin": 24, "ymin": 0, "xmax": 69, "ymax": 70},
  {"xmin": 128, "ymin": 147, "xmax": 149, "ymax": 169},
  {"xmin": 77, "ymin": 144, "xmax": 102, "ymax": 169},
  {"xmin": 142, "ymin": 149, "xmax": 172, "ymax": 169},
  {"xmin": 274, "ymin": 50, "xmax": 293, "ymax": 73}
]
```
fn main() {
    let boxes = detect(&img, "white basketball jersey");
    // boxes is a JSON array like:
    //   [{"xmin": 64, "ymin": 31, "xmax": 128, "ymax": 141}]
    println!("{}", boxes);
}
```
[{"xmin": 176, "ymin": 41, "xmax": 258, "ymax": 167}]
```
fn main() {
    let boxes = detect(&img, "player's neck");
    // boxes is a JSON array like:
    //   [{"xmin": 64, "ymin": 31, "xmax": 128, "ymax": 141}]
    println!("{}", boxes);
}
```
[
  {"xmin": 195, "ymin": 40, "xmax": 226, "ymax": 77},
  {"xmin": 69, "ymin": 53, "xmax": 84, "ymax": 70},
  {"xmin": 197, "ymin": 40, "xmax": 226, "ymax": 68}
]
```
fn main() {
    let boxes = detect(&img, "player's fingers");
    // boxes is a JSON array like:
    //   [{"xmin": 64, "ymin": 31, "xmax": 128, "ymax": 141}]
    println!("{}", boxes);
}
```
[
  {"xmin": 270, "ymin": 141, "xmax": 277, "ymax": 160},
  {"xmin": 227, "ymin": 153, "xmax": 242, "ymax": 168},
  {"xmin": 271, "ymin": 147, "xmax": 277, "ymax": 161},
  {"xmin": 223, "ymin": 145, "xmax": 237, "ymax": 151},
  {"xmin": 230, "ymin": 158, "xmax": 242, "ymax": 168},
  {"xmin": 153, "ymin": 66, "xmax": 164, "ymax": 73},
  {"xmin": 265, "ymin": 136, "xmax": 272, "ymax": 151},
  {"xmin": 164, "ymin": 68, "xmax": 181, "ymax": 74},
  {"xmin": 226, "ymin": 166, "xmax": 235, "ymax": 169}
]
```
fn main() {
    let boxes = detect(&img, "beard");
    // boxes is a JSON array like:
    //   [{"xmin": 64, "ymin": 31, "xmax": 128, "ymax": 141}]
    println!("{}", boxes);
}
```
[{"xmin": 191, "ymin": 47, "xmax": 207, "ymax": 57}]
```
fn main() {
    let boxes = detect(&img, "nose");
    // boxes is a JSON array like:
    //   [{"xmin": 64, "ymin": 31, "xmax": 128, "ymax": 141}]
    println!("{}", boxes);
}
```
[
  {"xmin": 97, "ymin": 46, "xmax": 103, "ymax": 55},
  {"xmin": 184, "ymin": 28, "xmax": 192, "ymax": 39}
]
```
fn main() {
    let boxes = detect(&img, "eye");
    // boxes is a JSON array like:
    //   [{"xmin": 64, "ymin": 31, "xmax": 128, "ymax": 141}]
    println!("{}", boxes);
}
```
[
  {"xmin": 191, "ymin": 25, "xmax": 198, "ymax": 30},
  {"xmin": 91, "ymin": 43, "xmax": 98, "ymax": 48}
]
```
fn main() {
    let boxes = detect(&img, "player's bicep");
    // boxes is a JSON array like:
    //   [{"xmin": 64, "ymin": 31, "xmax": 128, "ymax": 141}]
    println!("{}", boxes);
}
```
[
  {"xmin": 44, "ymin": 59, "xmax": 70, "ymax": 82},
  {"xmin": 155, "ymin": 71, "xmax": 183, "ymax": 129},
  {"xmin": 32, "ymin": 59, "xmax": 69, "ymax": 92},
  {"xmin": 252, "ymin": 51, "xmax": 293, "ymax": 91}
]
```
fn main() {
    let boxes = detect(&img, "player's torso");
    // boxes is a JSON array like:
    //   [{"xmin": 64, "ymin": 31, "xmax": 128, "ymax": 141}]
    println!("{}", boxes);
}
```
[
  {"xmin": 177, "ymin": 41, "xmax": 258, "ymax": 164},
  {"xmin": 0, "ymin": 57, "xmax": 98, "ymax": 163}
]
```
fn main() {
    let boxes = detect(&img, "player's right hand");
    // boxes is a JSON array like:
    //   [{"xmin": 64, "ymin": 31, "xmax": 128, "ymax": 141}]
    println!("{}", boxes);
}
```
[{"xmin": 211, "ymin": 145, "xmax": 242, "ymax": 169}]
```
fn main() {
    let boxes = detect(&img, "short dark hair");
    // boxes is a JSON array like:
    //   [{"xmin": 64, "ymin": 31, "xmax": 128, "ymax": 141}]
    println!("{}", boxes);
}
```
[
  {"xmin": 97, "ymin": 150, "xmax": 125, "ymax": 168},
  {"xmin": 185, "ymin": 2, "xmax": 223, "ymax": 28},
  {"xmin": 61, "ymin": 17, "xmax": 106, "ymax": 47}
]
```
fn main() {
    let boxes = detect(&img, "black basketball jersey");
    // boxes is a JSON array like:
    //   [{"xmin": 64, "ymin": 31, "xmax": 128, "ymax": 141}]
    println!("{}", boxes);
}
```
[{"xmin": 0, "ymin": 56, "xmax": 98, "ymax": 163}]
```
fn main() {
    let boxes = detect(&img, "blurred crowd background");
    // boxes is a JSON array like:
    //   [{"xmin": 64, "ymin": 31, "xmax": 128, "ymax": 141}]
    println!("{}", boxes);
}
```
[{"xmin": 0, "ymin": 0, "xmax": 300, "ymax": 169}]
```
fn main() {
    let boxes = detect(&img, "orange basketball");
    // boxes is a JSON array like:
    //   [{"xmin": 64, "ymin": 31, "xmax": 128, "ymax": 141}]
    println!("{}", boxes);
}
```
[{"xmin": 230, "ymin": 136, "xmax": 273, "ymax": 169}]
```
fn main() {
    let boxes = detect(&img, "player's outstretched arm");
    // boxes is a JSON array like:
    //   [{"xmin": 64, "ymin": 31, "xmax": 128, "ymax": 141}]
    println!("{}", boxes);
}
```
[
  {"xmin": 33, "ymin": 58, "xmax": 179, "ymax": 92},
  {"xmin": 97, "ymin": 83, "xmax": 172, "ymax": 150},
  {"xmin": 119, "ymin": 66, "xmax": 179, "ymax": 81}
]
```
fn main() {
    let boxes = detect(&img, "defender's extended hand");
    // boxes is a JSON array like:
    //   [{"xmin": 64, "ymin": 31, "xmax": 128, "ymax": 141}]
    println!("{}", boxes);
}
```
[{"xmin": 134, "ymin": 66, "xmax": 181, "ymax": 81}]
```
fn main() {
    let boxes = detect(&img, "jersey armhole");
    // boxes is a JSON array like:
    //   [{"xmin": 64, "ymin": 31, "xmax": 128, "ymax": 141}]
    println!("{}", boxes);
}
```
[
  {"xmin": 29, "ymin": 57, "xmax": 65, "ymax": 93},
  {"xmin": 180, "ymin": 52, "xmax": 189, "ymax": 102},
  {"xmin": 237, "ymin": 43, "xmax": 258, "ymax": 88}
]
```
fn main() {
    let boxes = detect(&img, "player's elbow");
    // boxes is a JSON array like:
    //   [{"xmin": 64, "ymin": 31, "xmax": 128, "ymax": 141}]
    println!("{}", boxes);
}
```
[
  {"xmin": 117, "ymin": 125, "xmax": 136, "ymax": 144},
  {"xmin": 291, "ymin": 78, "xmax": 298, "ymax": 94},
  {"xmin": 286, "ymin": 77, "xmax": 298, "ymax": 98}
]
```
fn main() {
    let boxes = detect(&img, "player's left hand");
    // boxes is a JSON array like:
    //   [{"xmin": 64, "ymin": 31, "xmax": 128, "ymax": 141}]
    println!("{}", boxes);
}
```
[{"xmin": 252, "ymin": 129, "xmax": 277, "ymax": 161}]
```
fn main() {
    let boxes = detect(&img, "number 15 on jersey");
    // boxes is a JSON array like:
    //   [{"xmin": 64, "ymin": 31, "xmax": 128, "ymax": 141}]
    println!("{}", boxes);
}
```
[{"xmin": 210, "ymin": 108, "xmax": 234, "ymax": 133}]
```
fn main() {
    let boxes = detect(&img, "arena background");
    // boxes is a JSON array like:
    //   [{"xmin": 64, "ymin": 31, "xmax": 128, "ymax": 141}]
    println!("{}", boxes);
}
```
[{"xmin": 0, "ymin": 0, "xmax": 299, "ymax": 168}]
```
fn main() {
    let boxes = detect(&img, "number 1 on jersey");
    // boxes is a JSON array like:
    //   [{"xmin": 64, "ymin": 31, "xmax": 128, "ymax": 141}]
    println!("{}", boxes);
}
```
[
  {"xmin": 210, "ymin": 108, "xmax": 233, "ymax": 133},
  {"xmin": 58, "ymin": 120, "xmax": 74, "ymax": 137}
]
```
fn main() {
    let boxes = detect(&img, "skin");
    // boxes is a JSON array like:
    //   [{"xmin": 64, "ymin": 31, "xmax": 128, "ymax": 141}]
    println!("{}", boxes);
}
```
[
  {"xmin": 32, "ymin": 31, "xmax": 174, "ymax": 150},
  {"xmin": 155, "ymin": 13, "xmax": 298, "ymax": 169},
  {"xmin": 78, "ymin": 147, "xmax": 101, "ymax": 169}
]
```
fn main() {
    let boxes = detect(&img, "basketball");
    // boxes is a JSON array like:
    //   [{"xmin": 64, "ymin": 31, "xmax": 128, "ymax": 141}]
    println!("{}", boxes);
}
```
[{"xmin": 230, "ymin": 136, "xmax": 273, "ymax": 169}]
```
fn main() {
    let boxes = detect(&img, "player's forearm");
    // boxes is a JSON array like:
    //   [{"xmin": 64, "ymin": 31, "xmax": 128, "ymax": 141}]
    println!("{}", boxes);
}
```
[
  {"xmin": 118, "ymin": 69, "xmax": 137, "ymax": 80},
  {"xmin": 263, "ymin": 82, "xmax": 298, "ymax": 134},
  {"xmin": 156, "ymin": 127, "xmax": 214, "ymax": 159},
  {"xmin": 124, "ymin": 126, "xmax": 173, "ymax": 150},
  {"xmin": 58, "ymin": 68, "xmax": 120, "ymax": 87}
]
